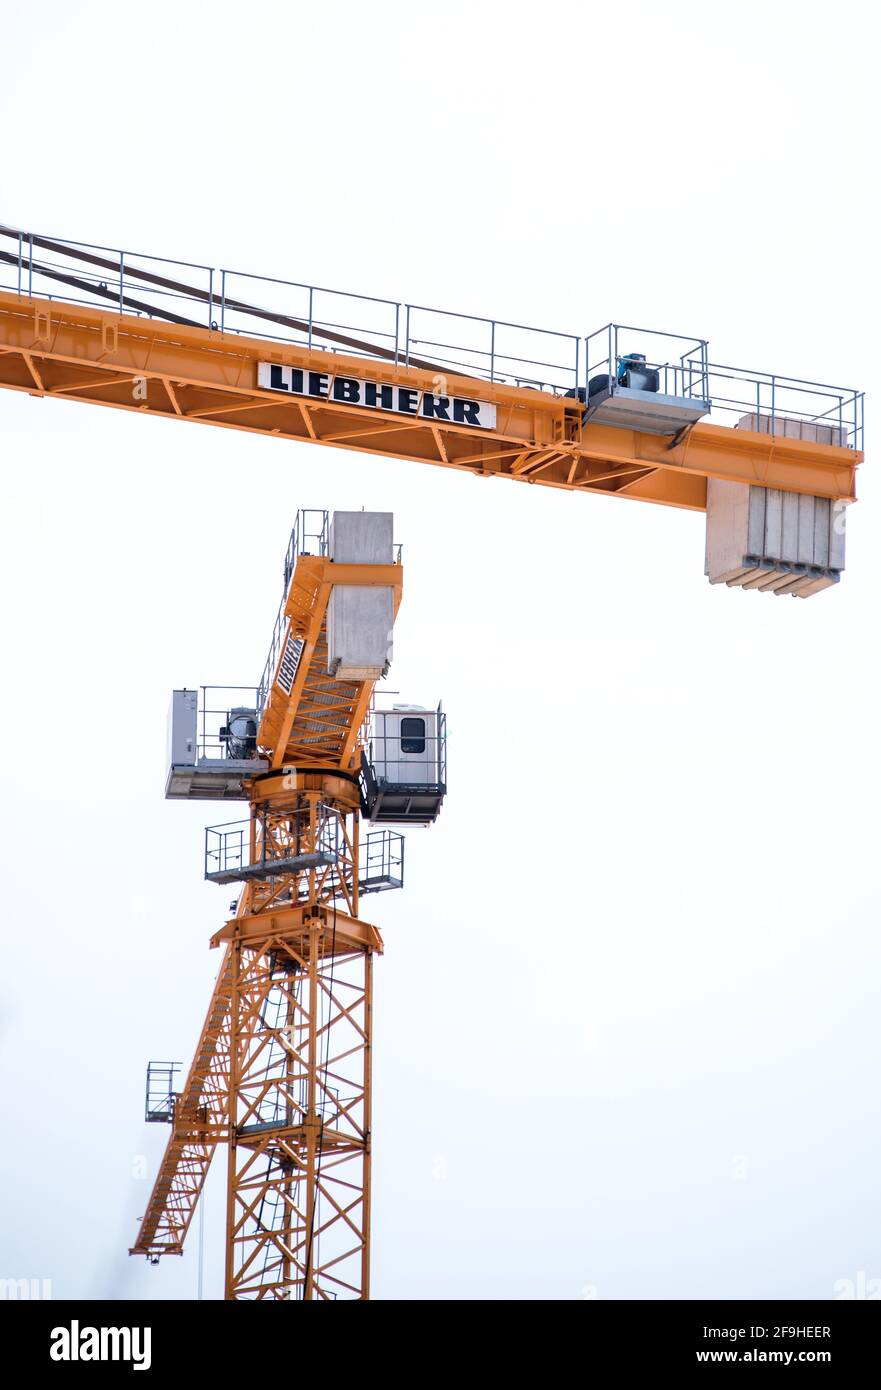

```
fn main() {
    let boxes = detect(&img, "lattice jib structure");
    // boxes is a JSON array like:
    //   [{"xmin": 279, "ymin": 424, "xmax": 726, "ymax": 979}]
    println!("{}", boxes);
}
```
[{"xmin": 130, "ymin": 949, "xmax": 234, "ymax": 1259}]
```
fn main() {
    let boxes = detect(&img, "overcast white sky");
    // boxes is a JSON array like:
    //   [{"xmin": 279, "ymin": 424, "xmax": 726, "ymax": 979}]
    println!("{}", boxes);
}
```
[{"xmin": 0, "ymin": 0, "xmax": 879, "ymax": 1301}]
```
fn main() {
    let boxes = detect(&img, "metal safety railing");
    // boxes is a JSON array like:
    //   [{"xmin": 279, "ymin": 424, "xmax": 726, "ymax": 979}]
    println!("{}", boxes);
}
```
[
  {"xmin": 366, "ymin": 707, "xmax": 447, "ymax": 789},
  {"xmin": 205, "ymin": 818, "xmax": 253, "ymax": 880},
  {"xmin": 359, "ymin": 828, "xmax": 404, "ymax": 891},
  {"xmin": 403, "ymin": 302, "xmax": 581, "ymax": 395},
  {"xmin": 196, "ymin": 686, "xmax": 261, "ymax": 762},
  {"xmin": 220, "ymin": 266, "xmax": 402, "ymax": 366},
  {"xmin": 0, "ymin": 224, "xmax": 579, "ymax": 396},
  {"xmin": 0, "ymin": 224, "xmax": 863, "ymax": 445},
  {"xmin": 0, "ymin": 225, "xmax": 217, "ymax": 327},
  {"xmin": 256, "ymin": 510, "xmax": 329, "ymax": 720},
  {"xmin": 690, "ymin": 358, "xmax": 864, "ymax": 451},
  {"xmin": 585, "ymin": 322, "xmax": 863, "ymax": 451},
  {"xmin": 204, "ymin": 805, "xmax": 336, "ymax": 880},
  {"xmin": 205, "ymin": 812, "xmax": 403, "ymax": 894},
  {"xmin": 145, "ymin": 1061, "xmax": 181, "ymax": 1123},
  {"xmin": 585, "ymin": 323, "xmax": 711, "ymax": 405}
]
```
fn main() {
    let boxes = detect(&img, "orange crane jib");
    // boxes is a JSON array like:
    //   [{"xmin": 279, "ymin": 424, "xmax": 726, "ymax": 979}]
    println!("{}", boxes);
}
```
[{"xmin": 0, "ymin": 224, "xmax": 863, "ymax": 517}]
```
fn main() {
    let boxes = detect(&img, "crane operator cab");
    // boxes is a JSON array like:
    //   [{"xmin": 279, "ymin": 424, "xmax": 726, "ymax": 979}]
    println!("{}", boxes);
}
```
[{"xmin": 360, "ymin": 704, "xmax": 447, "ymax": 826}]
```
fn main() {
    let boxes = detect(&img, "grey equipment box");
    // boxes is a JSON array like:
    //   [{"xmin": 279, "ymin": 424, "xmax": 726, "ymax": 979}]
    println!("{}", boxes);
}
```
[{"xmin": 327, "ymin": 511, "xmax": 394, "ymax": 680}]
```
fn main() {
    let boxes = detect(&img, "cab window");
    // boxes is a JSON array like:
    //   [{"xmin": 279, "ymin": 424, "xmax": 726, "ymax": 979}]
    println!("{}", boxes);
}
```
[{"xmin": 401, "ymin": 717, "xmax": 426, "ymax": 754}]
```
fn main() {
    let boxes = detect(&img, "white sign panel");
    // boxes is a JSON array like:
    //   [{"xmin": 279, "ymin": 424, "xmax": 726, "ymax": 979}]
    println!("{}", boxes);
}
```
[
  {"xmin": 258, "ymin": 362, "xmax": 497, "ymax": 431},
  {"xmin": 277, "ymin": 634, "xmax": 305, "ymax": 696}
]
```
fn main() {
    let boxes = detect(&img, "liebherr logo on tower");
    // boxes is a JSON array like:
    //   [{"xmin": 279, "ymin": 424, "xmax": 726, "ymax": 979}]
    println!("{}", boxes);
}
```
[
  {"xmin": 50, "ymin": 1320, "xmax": 152, "ymax": 1371},
  {"xmin": 258, "ymin": 362, "xmax": 497, "ymax": 430},
  {"xmin": 277, "ymin": 633, "xmax": 305, "ymax": 696}
]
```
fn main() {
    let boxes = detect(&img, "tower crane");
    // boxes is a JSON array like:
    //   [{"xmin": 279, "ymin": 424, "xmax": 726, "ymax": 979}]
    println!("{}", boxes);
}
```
[
  {"xmin": 130, "ymin": 508, "xmax": 442, "ymax": 1299},
  {"xmin": 0, "ymin": 223, "xmax": 865, "ymax": 1300}
]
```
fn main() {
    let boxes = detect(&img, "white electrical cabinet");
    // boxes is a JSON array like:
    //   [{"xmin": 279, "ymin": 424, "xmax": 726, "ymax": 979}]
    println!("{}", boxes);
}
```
[{"xmin": 167, "ymin": 689, "xmax": 198, "ymax": 771}]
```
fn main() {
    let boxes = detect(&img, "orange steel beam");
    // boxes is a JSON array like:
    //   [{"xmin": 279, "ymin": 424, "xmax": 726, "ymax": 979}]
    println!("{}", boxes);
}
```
[{"xmin": 0, "ymin": 290, "xmax": 860, "ymax": 508}]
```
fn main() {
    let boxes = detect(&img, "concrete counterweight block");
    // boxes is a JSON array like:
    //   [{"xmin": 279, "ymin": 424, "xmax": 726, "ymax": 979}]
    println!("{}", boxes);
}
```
[
  {"xmin": 734, "ymin": 413, "xmax": 848, "ymax": 448},
  {"xmin": 327, "ymin": 510, "xmax": 395, "ymax": 678},
  {"xmin": 705, "ymin": 479, "xmax": 846, "ymax": 599}
]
